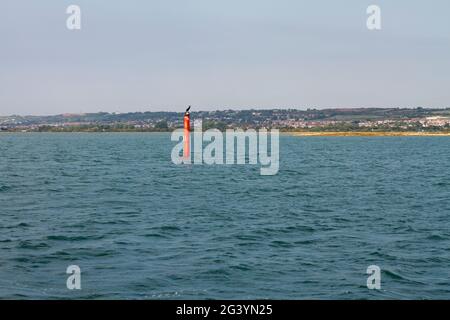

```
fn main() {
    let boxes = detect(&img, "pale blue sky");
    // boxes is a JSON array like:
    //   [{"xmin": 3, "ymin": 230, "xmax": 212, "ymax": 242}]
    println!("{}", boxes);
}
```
[{"xmin": 1, "ymin": 0, "xmax": 449, "ymax": 115}]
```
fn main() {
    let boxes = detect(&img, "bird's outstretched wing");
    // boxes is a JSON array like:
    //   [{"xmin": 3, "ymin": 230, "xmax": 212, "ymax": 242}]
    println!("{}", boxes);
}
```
[{"xmin": 186, "ymin": 106, "xmax": 191, "ymax": 112}]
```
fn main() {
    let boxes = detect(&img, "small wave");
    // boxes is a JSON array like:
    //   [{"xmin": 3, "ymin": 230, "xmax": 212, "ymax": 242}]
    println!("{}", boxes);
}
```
[
  {"xmin": 383, "ymin": 269, "xmax": 427, "ymax": 285},
  {"xmin": 90, "ymin": 249, "xmax": 117, "ymax": 257},
  {"xmin": 236, "ymin": 234, "xmax": 260, "ymax": 241},
  {"xmin": 293, "ymin": 239, "xmax": 317, "ymax": 245},
  {"xmin": 16, "ymin": 222, "xmax": 31, "ymax": 227},
  {"xmin": 368, "ymin": 250, "xmax": 398, "ymax": 261},
  {"xmin": 261, "ymin": 225, "xmax": 315, "ymax": 235},
  {"xmin": 269, "ymin": 240, "xmax": 294, "ymax": 248},
  {"xmin": 46, "ymin": 234, "xmax": 105, "ymax": 241},
  {"xmin": 12, "ymin": 256, "xmax": 31, "ymax": 263},
  {"xmin": 159, "ymin": 225, "xmax": 182, "ymax": 232},
  {"xmin": 230, "ymin": 263, "xmax": 252, "ymax": 271},
  {"xmin": 426, "ymin": 233, "xmax": 447, "ymax": 241},
  {"xmin": 17, "ymin": 241, "xmax": 50, "ymax": 249},
  {"xmin": 2, "ymin": 222, "xmax": 31, "ymax": 229},
  {"xmin": 143, "ymin": 233, "xmax": 167, "ymax": 239},
  {"xmin": 0, "ymin": 185, "xmax": 12, "ymax": 192},
  {"xmin": 383, "ymin": 269, "xmax": 405, "ymax": 280}
]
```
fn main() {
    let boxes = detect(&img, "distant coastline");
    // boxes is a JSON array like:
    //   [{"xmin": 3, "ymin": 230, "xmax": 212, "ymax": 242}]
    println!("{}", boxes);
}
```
[
  {"xmin": 2, "ymin": 130, "xmax": 450, "ymax": 136},
  {"xmin": 286, "ymin": 131, "xmax": 450, "ymax": 137},
  {"xmin": 2, "ymin": 108, "xmax": 450, "ymax": 134}
]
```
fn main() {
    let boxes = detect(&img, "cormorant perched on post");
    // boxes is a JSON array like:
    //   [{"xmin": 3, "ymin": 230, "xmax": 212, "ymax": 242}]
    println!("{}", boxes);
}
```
[{"xmin": 185, "ymin": 105, "xmax": 191, "ymax": 115}]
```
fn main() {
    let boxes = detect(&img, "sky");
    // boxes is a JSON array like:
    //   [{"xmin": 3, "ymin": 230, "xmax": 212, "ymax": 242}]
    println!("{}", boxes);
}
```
[{"xmin": 1, "ymin": 0, "xmax": 449, "ymax": 115}]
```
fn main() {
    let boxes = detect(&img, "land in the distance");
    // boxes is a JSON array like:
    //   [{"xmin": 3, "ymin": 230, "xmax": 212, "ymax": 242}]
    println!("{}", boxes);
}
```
[
  {"xmin": 289, "ymin": 131, "xmax": 450, "ymax": 136},
  {"xmin": 1, "ymin": 108, "xmax": 450, "ymax": 134}
]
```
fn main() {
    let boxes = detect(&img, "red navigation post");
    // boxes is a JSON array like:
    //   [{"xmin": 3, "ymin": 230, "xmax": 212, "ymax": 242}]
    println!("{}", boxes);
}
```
[{"xmin": 183, "ymin": 106, "xmax": 191, "ymax": 159}]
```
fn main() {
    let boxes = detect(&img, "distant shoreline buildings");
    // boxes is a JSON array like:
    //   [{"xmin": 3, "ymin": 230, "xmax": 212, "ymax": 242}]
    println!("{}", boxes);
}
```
[{"xmin": 1, "ymin": 108, "xmax": 450, "ymax": 132}]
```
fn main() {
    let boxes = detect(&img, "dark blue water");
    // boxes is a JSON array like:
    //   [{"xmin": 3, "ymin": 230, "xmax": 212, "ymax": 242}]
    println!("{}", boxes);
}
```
[{"xmin": 1, "ymin": 133, "xmax": 450, "ymax": 299}]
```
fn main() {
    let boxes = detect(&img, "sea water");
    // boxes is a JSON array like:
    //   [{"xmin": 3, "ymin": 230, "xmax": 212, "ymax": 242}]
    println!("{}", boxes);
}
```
[{"xmin": 0, "ymin": 133, "xmax": 449, "ymax": 299}]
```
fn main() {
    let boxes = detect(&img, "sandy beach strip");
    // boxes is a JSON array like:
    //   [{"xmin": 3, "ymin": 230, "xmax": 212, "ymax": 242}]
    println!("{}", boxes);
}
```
[{"xmin": 285, "ymin": 131, "xmax": 450, "ymax": 137}]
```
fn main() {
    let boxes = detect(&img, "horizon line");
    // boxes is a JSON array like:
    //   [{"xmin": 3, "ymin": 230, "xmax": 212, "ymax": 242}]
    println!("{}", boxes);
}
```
[{"xmin": 2, "ymin": 106, "xmax": 450, "ymax": 118}]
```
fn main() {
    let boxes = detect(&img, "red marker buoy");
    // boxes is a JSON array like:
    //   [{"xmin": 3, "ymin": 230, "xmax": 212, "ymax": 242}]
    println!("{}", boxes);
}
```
[{"xmin": 183, "ymin": 106, "xmax": 191, "ymax": 159}]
